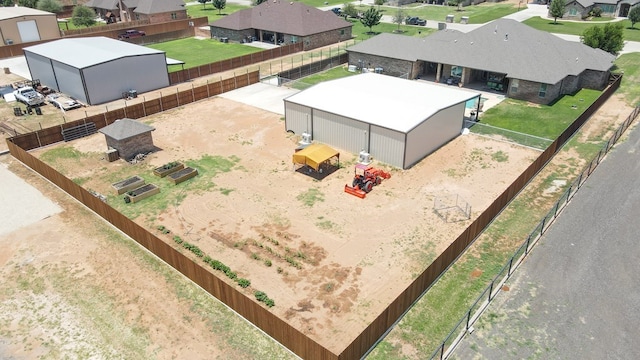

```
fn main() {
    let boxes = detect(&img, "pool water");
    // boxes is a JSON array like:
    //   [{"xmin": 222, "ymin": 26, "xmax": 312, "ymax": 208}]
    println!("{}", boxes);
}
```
[{"xmin": 465, "ymin": 97, "xmax": 488, "ymax": 109}]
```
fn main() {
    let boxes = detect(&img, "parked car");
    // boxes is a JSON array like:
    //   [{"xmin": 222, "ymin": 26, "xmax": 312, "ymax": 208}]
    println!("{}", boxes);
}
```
[
  {"xmin": 13, "ymin": 86, "xmax": 46, "ymax": 106},
  {"xmin": 405, "ymin": 16, "xmax": 427, "ymax": 26},
  {"xmin": 118, "ymin": 29, "xmax": 146, "ymax": 39},
  {"xmin": 330, "ymin": 7, "xmax": 341, "ymax": 15},
  {"xmin": 46, "ymin": 93, "xmax": 82, "ymax": 111}
]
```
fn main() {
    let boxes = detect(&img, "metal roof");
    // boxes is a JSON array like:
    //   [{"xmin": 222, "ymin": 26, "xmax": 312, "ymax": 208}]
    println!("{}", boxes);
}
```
[
  {"xmin": 209, "ymin": 0, "xmax": 351, "ymax": 36},
  {"xmin": 0, "ymin": 6, "xmax": 54, "ymax": 20},
  {"xmin": 133, "ymin": 0, "xmax": 185, "ymax": 14},
  {"xmin": 23, "ymin": 37, "xmax": 165, "ymax": 69},
  {"xmin": 284, "ymin": 73, "xmax": 479, "ymax": 133},
  {"xmin": 99, "ymin": 118, "xmax": 155, "ymax": 140},
  {"xmin": 348, "ymin": 19, "xmax": 616, "ymax": 85}
]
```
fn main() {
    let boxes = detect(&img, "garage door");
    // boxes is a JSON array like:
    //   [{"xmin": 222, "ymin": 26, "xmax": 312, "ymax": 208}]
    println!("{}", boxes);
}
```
[
  {"xmin": 17, "ymin": 20, "xmax": 40, "ymax": 43},
  {"xmin": 24, "ymin": 52, "xmax": 56, "ymax": 90},
  {"xmin": 52, "ymin": 61, "xmax": 85, "ymax": 103}
]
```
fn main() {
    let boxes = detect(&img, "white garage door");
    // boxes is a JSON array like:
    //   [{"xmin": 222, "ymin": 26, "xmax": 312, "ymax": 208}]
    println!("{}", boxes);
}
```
[{"xmin": 17, "ymin": 20, "xmax": 40, "ymax": 43}]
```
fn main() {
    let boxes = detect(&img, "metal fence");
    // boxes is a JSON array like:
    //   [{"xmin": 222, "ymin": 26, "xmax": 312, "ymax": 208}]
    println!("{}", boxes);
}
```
[{"xmin": 429, "ymin": 104, "xmax": 640, "ymax": 360}]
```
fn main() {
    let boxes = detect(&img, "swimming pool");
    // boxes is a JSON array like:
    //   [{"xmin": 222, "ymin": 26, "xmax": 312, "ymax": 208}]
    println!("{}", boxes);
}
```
[{"xmin": 465, "ymin": 97, "xmax": 488, "ymax": 109}]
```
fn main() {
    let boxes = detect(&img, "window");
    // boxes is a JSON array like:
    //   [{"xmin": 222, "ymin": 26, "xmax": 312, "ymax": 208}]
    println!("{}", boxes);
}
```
[
  {"xmin": 340, "ymin": 29, "xmax": 345, "ymax": 35},
  {"xmin": 510, "ymin": 79, "xmax": 519, "ymax": 93},
  {"xmin": 291, "ymin": 35, "xmax": 298, "ymax": 43},
  {"xmin": 450, "ymin": 66, "xmax": 462, "ymax": 77},
  {"xmin": 569, "ymin": 8, "xmax": 577, "ymax": 16},
  {"xmin": 171, "ymin": 12, "xmax": 177, "ymax": 20},
  {"xmin": 538, "ymin": 84, "xmax": 547, "ymax": 98},
  {"xmin": 135, "ymin": 14, "xmax": 140, "ymax": 20},
  {"xmin": 600, "ymin": 5, "xmax": 615, "ymax": 13}
]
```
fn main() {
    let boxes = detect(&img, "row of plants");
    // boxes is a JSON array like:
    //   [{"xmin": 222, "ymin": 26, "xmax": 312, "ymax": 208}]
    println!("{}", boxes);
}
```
[{"xmin": 156, "ymin": 225, "xmax": 274, "ymax": 307}]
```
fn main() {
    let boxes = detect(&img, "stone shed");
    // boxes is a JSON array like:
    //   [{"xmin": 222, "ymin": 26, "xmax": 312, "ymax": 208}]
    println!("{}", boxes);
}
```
[{"xmin": 98, "ymin": 118, "xmax": 155, "ymax": 160}]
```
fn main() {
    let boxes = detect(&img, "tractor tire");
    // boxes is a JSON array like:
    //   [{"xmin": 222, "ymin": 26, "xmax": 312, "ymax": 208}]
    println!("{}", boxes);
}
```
[
  {"xmin": 363, "ymin": 181, "xmax": 373, "ymax": 193},
  {"xmin": 375, "ymin": 176, "xmax": 382, "ymax": 185},
  {"xmin": 352, "ymin": 178, "xmax": 360, "ymax": 188}
]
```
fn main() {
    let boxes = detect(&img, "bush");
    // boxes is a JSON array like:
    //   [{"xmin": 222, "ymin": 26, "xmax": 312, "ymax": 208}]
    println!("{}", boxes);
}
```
[
  {"xmin": 173, "ymin": 235, "xmax": 183, "ymax": 244},
  {"xmin": 590, "ymin": 7, "xmax": 602, "ymax": 17},
  {"xmin": 237, "ymin": 278, "xmax": 251, "ymax": 288},
  {"xmin": 254, "ymin": 291, "xmax": 275, "ymax": 307}
]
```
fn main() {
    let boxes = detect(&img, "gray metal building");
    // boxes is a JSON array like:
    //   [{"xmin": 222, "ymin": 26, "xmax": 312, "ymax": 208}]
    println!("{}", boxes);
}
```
[
  {"xmin": 23, "ymin": 37, "xmax": 170, "ymax": 105},
  {"xmin": 284, "ymin": 73, "xmax": 479, "ymax": 169}
]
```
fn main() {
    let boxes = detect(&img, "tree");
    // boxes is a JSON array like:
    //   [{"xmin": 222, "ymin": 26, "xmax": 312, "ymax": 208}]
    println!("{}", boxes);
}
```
[
  {"xmin": 253, "ymin": 0, "xmax": 267, "ymax": 5},
  {"xmin": 212, "ymin": 0, "xmax": 226, "ymax": 15},
  {"xmin": 71, "ymin": 5, "xmax": 96, "ymax": 28},
  {"xmin": 18, "ymin": 0, "xmax": 38, "ymax": 8},
  {"xmin": 342, "ymin": 3, "xmax": 358, "ymax": 18},
  {"xmin": 1, "ymin": 0, "xmax": 15, "ymax": 6},
  {"xmin": 629, "ymin": 6, "xmax": 640, "ymax": 28},
  {"xmin": 548, "ymin": 0, "xmax": 565, "ymax": 24},
  {"xmin": 392, "ymin": 6, "xmax": 405, "ymax": 32},
  {"xmin": 448, "ymin": 0, "xmax": 463, "ymax": 11},
  {"xmin": 374, "ymin": 0, "xmax": 384, "ymax": 10},
  {"xmin": 198, "ymin": 0, "xmax": 210, "ymax": 9},
  {"xmin": 37, "ymin": 0, "xmax": 62, "ymax": 13},
  {"xmin": 360, "ymin": 7, "xmax": 382, "ymax": 34},
  {"xmin": 581, "ymin": 22, "xmax": 624, "ymax": 54}
]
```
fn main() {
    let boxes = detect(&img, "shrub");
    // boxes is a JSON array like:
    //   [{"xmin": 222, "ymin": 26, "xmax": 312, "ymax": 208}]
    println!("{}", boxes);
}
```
[
  {"xmin": 264, "ymin": 259, "xmax": 272, "ymax": 267},
  {"xmin": 173, "ymin": 236, "xmax": 183, "ymax": 244},
  {"xmin": 254, "ymin": 291, "xmax": 275, "ymax": 307},
  {"xmin": 590, "ymin": 6, "xmax": 602, "ymax": 17},
  {"xmin": 237, "ymin": 278, "xmax": 251, "ymax": 288}
]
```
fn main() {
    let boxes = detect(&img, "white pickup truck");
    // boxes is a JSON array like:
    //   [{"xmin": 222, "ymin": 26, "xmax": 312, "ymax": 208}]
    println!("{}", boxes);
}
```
[{"xmin": 13, "ymin": 86, "xmax": 46, "ymax": 106}]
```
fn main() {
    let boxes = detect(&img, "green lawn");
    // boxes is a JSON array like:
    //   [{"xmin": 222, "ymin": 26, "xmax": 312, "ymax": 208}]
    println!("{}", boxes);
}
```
[
  {"xmin": 524, "ymin": 16, "xmax": 640, "ymax": 42},
  {"xmin": 147, "ymin": 38, "xmax": 262, "ymax": 70},
  {"xmin": 614, "ymin": 53, "xmax": 640, "ymax": 107},
  {"xmin": 349, "ymin": 18, "xmax": 434, "ymax": 39},
  {"xmin": 356, "ymin": 3, "xmax": 521, "ymax": 25},
  {"xmin": 186, "ymin": 3, "xmax": 250, "ymax": 23},
  {"xmin": 291, "ymin": 66, "xmax": 358, "ymax": 90}
]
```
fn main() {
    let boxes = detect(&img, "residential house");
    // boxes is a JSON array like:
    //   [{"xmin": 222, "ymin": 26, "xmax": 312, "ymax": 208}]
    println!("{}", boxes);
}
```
[
  {"xmin": 561, "ymin": 0, "xmax": 638, "ymax": 19},
  {"xmin": 85, "ymin": 0, "xmax": 186, "ymax": 23},
  {"xmin": 209, "ymin": 0, "xmax": 352, "ymax": 50},
  {"xmin": 347, "ymin": 19, "xmax": 616, "ymax": 105}
]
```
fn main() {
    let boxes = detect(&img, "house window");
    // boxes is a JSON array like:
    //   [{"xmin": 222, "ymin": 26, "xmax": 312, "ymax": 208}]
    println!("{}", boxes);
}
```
[
  {"xmin": 600, "ymin": 5, "xmax": 615, "ymax": 13},
  {"xmin": 171, "ymin": 12, "xmax": 177, "ymax": 20},
  {"xmin": 538, "ymin": 84, "xmax": 547, "ymax": 98},
  {"xmin": 135, "ymin": 14, "xmax": 140, "ymax": 20},
  {"xmin": 569, "ymin": 8, "xmax": 577, "ymax": 16},
  {"xmin": 291, "ymin": 35, "xmax": 298, "ymax": 43},
  {"xmin": 340, "ymin": 29, "xmax": 345, "ymax": 35},
  {"xmin": 510, "ymin": 79, "xmax": 519, "ymax": 93},
  {"xmin": 450, "ymin": 66, "xmax": 462, "ymax": 77}
]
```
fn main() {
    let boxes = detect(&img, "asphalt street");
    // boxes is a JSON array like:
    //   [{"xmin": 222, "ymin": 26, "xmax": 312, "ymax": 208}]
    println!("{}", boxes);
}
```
[{"xmin": 453, "ymin": 122, "xmax": 640, "ymax": 358}]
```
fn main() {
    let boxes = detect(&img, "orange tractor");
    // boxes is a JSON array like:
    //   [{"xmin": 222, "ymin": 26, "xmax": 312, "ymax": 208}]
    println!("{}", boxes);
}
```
[{"xmin": 344, "ymin": 164, "xmax": 391, "ymax": 198}]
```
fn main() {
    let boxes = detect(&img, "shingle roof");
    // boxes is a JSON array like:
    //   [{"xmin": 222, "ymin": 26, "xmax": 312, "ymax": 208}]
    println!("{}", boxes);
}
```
[
  {"xmin": 348, "ymin": 19, "xmax": 615, "ymax": 84},
  {"xmin": 99, "ymin": 118, "xmax": 154, "ymax": 140},
  {"xmin": 85, "ymin": 0, "xmax": 118, "ymax": 10},
  {"xmin": 209, "ymin": 0, "xmax": 351, "ymax": 36},
  {"xmin": 133, "ymin": 0, "xmax": 185, "ymax": 14}
]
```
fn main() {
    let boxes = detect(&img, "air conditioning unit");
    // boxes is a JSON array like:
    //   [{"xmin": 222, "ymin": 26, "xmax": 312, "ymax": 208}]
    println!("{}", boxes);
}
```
[
  {"xmin": 299, "ymin": 132, "xmax": 312, "ymax": 146},
  {"xmin": 5, "ymin": 39, "xmax": 13, "ymax": 45},
  {"xmin": 358, "ymin": 151, "xmax": 371, "ymax": 165}
]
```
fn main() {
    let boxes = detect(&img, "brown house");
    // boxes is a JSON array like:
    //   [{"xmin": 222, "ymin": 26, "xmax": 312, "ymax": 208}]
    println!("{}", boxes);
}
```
[
  {"xmin": 0, "ymin": 6, "xmax": 60, "ymax": 46},
  {"xmin": 209, "ymin": 0, "xmax": 352, "ymax": 50},
  {"xmin": 85, "ymin": 0, "xmax": 187, "ymax": 24},
  {"xmin": 99, "ymin": 118, "xmax": 156, "ymax": 160}
]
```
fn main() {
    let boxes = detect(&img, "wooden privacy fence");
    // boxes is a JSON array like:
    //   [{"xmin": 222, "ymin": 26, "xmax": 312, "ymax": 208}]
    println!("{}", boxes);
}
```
[
  {"xmin": 168, "ymin": 43, "xmax": 303, "ymax": 84},
  {"xmin": 5, "ymin": 71, "xmax": 622, "ymax": 360},
  {"xmin": 8, "ymin": 71, "xmax": 259, "ymax": 151}
]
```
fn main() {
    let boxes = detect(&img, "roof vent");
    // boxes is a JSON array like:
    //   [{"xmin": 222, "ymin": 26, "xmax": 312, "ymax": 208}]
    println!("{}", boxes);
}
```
[
  {"xmin": 504, "ymin": 33, "xmax": 508, "ymax": 41},
  {"xmin": 576, "ymin": 57, "xmax": 579, "ymax": 62},
  {"xmin": 470, "ymin": 41, "xmax": 473, "ymax": 45}
]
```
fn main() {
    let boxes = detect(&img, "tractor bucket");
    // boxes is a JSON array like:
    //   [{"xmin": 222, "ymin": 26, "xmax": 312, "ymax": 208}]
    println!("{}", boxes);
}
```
[{"xmin": 344, "ymin": 184, "xmax": 366, "ymax": 198}]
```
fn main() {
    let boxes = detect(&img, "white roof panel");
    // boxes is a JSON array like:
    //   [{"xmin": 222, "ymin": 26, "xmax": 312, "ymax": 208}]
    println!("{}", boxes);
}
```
[
  {"xmin": 285, "ymin": 73, "xmax": 479, "ymax": 133},
  {"xmin": 0, "ymin": 6, "xmax": 54, "ymax": 20},
  {"xmin": 23, "ymin": 37, "xmax": 165, "ymax": 69}
]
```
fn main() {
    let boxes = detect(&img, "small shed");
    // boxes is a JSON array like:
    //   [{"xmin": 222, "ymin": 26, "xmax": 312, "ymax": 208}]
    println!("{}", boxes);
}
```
[
  {"xmin": 99, "ymin": 118, "xmax": 155, "ymax": 160},
  {"xmin": 292, "ymin": 143, "xmax": 339, "ymax": 173}
]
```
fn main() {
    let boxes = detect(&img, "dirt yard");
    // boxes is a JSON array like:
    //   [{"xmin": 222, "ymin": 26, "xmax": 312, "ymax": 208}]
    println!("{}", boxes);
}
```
[{"xmin": 25, "ymin": 95, "xmax": 539, "ymax": 353}]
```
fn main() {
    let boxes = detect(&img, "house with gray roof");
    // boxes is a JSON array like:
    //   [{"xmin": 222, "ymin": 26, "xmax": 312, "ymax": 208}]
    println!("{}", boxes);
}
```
[
  {"xmin": 209, "ymin": 0, "xmax": 352, "ymax": 50},
  {"xmin": 85, "ymin": 0, "xmax": 186, "ymax": 23},
  {"xmin": 561, "ymin": 0, "xmax": 638, "ymax": 19},
  {"xmin": 347, "ymin": 19, "xmax": 616, "ymax": 105},
  {"xmin": 99, "ymin": 118, "xmax": 155, "ymax": 160}
]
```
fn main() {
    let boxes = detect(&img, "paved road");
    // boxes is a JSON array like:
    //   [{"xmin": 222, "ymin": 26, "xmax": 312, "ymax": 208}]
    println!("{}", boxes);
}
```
[{"xmin": 453, "ymin": 122, "xmax": 640, "ymax": 358}]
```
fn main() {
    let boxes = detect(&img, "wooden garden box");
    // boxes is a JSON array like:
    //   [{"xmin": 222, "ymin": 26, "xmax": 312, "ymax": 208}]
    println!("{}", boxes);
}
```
[
  {"xmin": 168, "ymin": 167, "xmax": 198, "ymax": 185},
  {"xmin": 153, "ymin": 162, "xmax": 184, "ymax": 178},
  {"xmin": 125, "ymin": 184, "xmax": 160, "ymax": 203},
  {"xmin": 112, "ymin": 175, "xmax": 145, "ymax": 195}
]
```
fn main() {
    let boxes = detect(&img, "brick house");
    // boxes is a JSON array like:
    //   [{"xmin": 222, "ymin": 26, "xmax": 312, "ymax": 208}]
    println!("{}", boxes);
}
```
[
  {"xmin": 85, "ymin": 0, "xmax": 187, "ymax": 24},
  {"xmin": 209, "ymin": 0, "xmax": 352, "ymax": 50},
  {"xmin": 559, "ymin": 0, "xmax": 638, "ymax": 19},
  {"xmin": 99, "ymin": 118, "xmax": 156, "ymax": 160},
  {"xmin": 347, "ymin": 19, "xmax": 616, "ymax": 105}
]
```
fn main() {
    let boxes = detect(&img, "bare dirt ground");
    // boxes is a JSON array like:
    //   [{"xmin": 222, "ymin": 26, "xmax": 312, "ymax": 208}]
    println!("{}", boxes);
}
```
[{"xmin": 24, "ymin": 95, "xmax": 539, "ymax": 353}]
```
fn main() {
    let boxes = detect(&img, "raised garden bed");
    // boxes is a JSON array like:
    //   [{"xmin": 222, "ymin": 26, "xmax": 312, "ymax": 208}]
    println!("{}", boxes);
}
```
[
  {"xmin": 153, "ymin": 162, "xmax": 184, "ymax": 178},
  {"xmin": 168, "ymin": 167, "xmax": 198, "ymax": 185},
  {"xmin": 111, "ymin": 175, "xmax": 145, "ymax": 195},
  {"xmin": 124, "ymin": 184, "xmax": 160, "ymax": 203}
]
